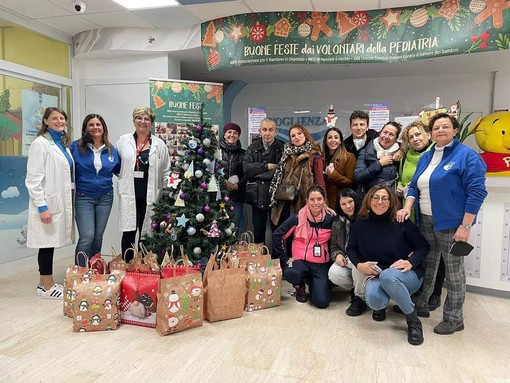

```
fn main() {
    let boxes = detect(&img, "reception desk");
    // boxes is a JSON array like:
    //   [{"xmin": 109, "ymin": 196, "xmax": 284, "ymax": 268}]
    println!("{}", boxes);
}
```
[{"xmin": 467, "ymin": 176, "xmax": 510, "ymax": 295}]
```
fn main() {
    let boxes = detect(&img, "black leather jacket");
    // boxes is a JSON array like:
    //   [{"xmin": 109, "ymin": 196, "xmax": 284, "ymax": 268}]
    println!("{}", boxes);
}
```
[{"xmin": 243, "ymin": 138, "xmax": 284, "ymax": 209}]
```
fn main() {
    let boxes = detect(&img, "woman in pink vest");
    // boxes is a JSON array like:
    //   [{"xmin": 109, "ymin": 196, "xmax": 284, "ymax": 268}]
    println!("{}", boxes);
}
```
[{"xmin": 272, "ymin": 185, "xmax": 336, "ymax": 308}]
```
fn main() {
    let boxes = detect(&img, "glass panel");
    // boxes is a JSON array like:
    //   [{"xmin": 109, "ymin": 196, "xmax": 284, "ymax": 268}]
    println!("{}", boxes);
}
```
[{"xmin": 0, "ymin": 73, "xmax": 71, "ymax": 263}]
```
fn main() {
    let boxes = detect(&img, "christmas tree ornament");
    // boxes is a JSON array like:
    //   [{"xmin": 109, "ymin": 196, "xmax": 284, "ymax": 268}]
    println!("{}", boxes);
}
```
[
  {"xmin": 196, "ymin": 213, "xmax": 205, "ymax": 222},
  {"xmin": 182, "ymin": 162, "xmax": 189, "ymax": 171},
  {"xmin": 184, "ymin": 160, "xmax": 194, "ymax": 179},
  {"xmin": 193, "ymin": 247, "xmax": 202, "ymax": 255},
  {"xmin": 151, "ymin": 222, "xmax": 159, "ymax": 230},
  {"xmin": 216, "ymin": 189, "xmax": 222, "ymax": 201},
  {"xmin": 170, "ymin": 230, "xmax": 178, "ymax": 241},
  {"xmin": 203, "ymin": 158, "xmax": 211, "ymax": 166},
  {"xmin": 196, "ymin": 124, "xmax": 202, "ymax": 132},
  {"xmin": 207, "ymin": 175, "xmax": 218, "ymax": 192},
  {"xmin": 200, "ymin": 182, "xmax": 208, "ymax": 190},
  {"xmin": 160, "ymin": 221, "xmax": 168, "ymax": 229},
  {"xmin": 188, "ymin": 140, "xmax": 198, "ymax": 149},
  {"xmin": 166, "ymin": 213, "xmax": 172, "ymax": 221},
  {"xmin": 197, "ymin": 148, "xmax": 205, "ymax": 156},
  {"xmin": 207, "ymin": 159, "xmax": 215, "ymax": 173},
  {"xmin": 187, "ymin": 226, "xmax": 197, "ymax": 236},
  {"xmin": 165, "ymin": 227, "xmax": 171, "ymax": 234},
  {"xmin": 180, "ymin": 192, "xmax": 186, "ymax": 200},
  {"xmin": 216, "ymin": 167, "xmax": 225, "ymax": 177},
  {"xmin": 194, "ymin": 170, "xmax": 203, "ymax": 178},
  {"xmin": 203, "ymin": 138, "xmax": 211, "ymax": 146},
  {"xmin": 224, "ymin": 228, "xmax": 232, "ymax": 236},
  {"xmin": 224, "ymin": 196, "xmax": 230, "ymax": 202},
  {"xmin": 203, "ymin": 205, "xmax": 211, "ymax": 213},
  {"xmin": 174, "ymin": 190, "xmax": 185, "ymax": 207},
  {"xmin": 167, "ymin": 171, "xmax": 182, "ymax": 189},
  {"xmin": 229, "ymin": 205, "xmax": 235, "ymax": 211},
  {"xmin": 202, "ymin": 220, "xmax": 221, "ymax": 237},
  {"xmin": 176, "ymin": 213, "xmax": 190, "ymax": 227}
]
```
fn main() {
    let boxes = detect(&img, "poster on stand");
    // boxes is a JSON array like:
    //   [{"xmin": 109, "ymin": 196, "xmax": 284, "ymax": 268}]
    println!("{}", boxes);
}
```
[
  {"xmin": 248, "ymin": 107, "xmax": 267, "ymax": 144},
  {"xmin": 150, "ymin": 79, "xmax": 223, "ymax": 165}
]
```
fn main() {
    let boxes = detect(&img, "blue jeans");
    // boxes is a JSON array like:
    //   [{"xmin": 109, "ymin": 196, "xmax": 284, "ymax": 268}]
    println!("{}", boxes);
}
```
[
  {"xmin": 365, "ymin": 268, "xmax": 422, "ymax": 315},
  {"xmin": 233, "ymin": 201, "xmax": 245, "ymax": 238},
  {"xmin": 74, "ymin": 191, "xmax": 114, "ymax": 266}
]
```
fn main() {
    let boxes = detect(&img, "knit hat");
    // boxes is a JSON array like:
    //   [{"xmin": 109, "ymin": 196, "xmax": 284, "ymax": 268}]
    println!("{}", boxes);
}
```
[{"xmin": 223, "ymin": 122, "xmax": 241, "ymax": 136}]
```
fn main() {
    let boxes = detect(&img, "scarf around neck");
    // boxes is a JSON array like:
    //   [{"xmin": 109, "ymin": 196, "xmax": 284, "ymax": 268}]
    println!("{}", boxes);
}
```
[
  {"xmin": 294, "ymin": 205, "xmax": 327, "ymax": 240},
  {"xmin": 268, "ymin": 141, "xmax": 313, "ymax": 207},
  {"xmin": 372, "ymin": 138, "xmax": 399, "ymax": 159}
]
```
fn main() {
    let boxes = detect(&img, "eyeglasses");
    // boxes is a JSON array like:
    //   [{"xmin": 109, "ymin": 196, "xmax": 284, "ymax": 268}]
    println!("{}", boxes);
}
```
[
  {"xmin": 432, "ymin": 125, "xmax": 453, "ymax": 132},
  {"xmin": 135, "ymin": 116, "xmax": 152, "ymax": 122},
  {"xmin": 371, "ymin": 195, "xmax": 390, "ymax": 203}
]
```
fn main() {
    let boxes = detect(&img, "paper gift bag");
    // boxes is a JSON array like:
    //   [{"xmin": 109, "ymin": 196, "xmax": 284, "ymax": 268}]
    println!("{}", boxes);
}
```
[
  {"xmin": 156, "ymin": 273, "xmax": 203, "ymax": 336},
  {"xmin": 231, "ymin": 231, "xmax": 268, "ymax": 257},
  {"xmin": 89, "ymin": 252, "xmax": 108, "ymax": 275},
  {"xmin": 245, "ymin": 259, "xmax": 282, "ymax": 312},
  {"xmin": 203, "ymin": 252, "xmax": 245, "ymax": 322},
  {"xmin": 120, "ymin": 270, "xmax": 160, "ymax": 328},
  {"xmin": 161, "ymin": 246, "xmax": 201, "ymax": 278},
  {"xmin": 72, "ymin": 271, "xmax": 125, "ymax": 332},
  {"xmin": 109, "ymin": 247, "xmax": 128, "ymax": 272},
  {"xmin": 63, "ymin": 252, "xmax": 96, "ymax": 318}
]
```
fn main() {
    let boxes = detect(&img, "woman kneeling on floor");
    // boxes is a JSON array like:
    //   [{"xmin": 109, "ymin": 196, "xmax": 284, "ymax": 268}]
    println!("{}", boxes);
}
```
[
  {"xmin": 272, "ymin": 185, "xmax": 336, "ymax": 308},
  {"xmin": 346, "ymin": 185, "xmax": 430, "ymax": 345}
]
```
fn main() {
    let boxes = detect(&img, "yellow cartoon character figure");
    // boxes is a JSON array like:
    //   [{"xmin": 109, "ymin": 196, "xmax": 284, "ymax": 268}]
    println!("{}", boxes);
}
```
[{"xmin": 470, "ymin": 111, "xmax": 510, "ymax": 176}]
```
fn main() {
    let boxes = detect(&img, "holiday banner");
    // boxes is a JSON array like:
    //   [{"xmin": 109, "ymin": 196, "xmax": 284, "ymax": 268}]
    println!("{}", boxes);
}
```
[
  {"xmin": 201, "ymin": 0, "xmax": 510, "ymax": 70},
  {"xmin": 150, "ymin": 79, "xmax": 223, "ymax": 163}
]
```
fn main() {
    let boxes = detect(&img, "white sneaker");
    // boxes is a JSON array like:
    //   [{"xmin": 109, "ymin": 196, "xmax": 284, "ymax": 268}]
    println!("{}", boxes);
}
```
[
  {"xmin": 36, "ymin": 286, "xmax": 45, "ymax": 296},
  {"xmin": 40, "ymin": 284, "xmax": 64, "ymax": 300}
]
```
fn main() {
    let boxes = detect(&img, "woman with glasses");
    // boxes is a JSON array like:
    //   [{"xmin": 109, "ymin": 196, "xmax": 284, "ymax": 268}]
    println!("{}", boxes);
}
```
[
  {"xmin": 397, "ymin": 113, "xmax": 487, "ymax": 335},
  {"xmin": 354, "ymin": 122, "xmax": 401, "ymax": 198},
  {"xmin": 116, "ymin": 107, "xmax": 171, "ymax": 260},
  {"xmin": 347, "ymin": 185, "xmax": 430, "ymax": 345}
]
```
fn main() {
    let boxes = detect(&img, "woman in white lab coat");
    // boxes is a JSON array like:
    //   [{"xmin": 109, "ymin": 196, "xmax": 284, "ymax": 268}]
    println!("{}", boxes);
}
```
[
  {"xmin": 26, "ymin": 106, "xmax": 74, "ymax": 300},
  {"xmin": 116, "ymin": 107, "xmax": 171, "ymax": 261}
]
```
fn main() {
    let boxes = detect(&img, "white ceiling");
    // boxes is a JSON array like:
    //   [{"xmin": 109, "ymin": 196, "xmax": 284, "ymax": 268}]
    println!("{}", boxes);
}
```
[{"xmin": 0, "ymin": 0, "xmax": 509, "ymax": 84}]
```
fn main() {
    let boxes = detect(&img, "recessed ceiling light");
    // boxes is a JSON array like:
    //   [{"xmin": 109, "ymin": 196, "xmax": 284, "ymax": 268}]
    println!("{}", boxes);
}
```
[
  {"xmin": 293, "ymin": 110, "xmax": 310, "ymax": 114},
  {"xmin": 112, "ymin": 0, "xmax": 179, "ymax": 10}
]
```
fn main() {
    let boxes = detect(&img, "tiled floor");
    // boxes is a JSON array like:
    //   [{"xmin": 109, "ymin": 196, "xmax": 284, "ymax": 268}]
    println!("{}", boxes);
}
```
[{"xmin": 1, "ymin": 251, "xmax": 509, "ymax": 382}]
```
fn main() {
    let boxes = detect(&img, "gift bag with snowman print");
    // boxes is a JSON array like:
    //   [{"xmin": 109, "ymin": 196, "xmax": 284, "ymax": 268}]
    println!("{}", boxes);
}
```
[
  {"xmin": 245, "ymin": 259, "xmax": 282, "ymax": 312},
  {"xmin": 156, "ymin": 273, "xmax": 203, "ymax": 336},
  {"xmin": 71, "ymin": 271, "xmax": 125, "ymax": 332}
]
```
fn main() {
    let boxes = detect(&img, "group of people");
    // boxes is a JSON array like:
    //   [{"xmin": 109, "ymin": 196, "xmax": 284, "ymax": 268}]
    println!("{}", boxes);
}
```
[
  {"xmin": 26, "ymin": 106, "xmax": 171, "ymax": 300},
  {"xmin": 247, "ymin": 111, "xmax": 486, "ymax": 345},
  {"xmin": 26, "ymin": 106, "xmax": 487, "ymax": 346}
]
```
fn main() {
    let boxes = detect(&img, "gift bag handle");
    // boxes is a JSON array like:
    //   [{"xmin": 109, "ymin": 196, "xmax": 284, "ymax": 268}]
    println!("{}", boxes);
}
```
[{"xmin": 76, "ymin": 251, "xmax": 90, "ymax": 268}]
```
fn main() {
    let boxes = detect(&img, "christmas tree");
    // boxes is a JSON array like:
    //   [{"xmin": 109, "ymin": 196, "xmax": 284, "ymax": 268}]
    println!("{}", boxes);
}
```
[{"xmin": 144, "ymin": 109, "xmax": 238, "ymax": 266}]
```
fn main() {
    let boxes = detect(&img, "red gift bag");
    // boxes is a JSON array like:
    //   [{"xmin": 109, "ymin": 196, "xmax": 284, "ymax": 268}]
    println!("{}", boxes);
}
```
[
  {"xmin": 120, "ymin": 271, "xmax": 160, "ymax": 328},
  {"xmin": 161, "ymin": 246, "xmax": 201, "ymax": 278}
]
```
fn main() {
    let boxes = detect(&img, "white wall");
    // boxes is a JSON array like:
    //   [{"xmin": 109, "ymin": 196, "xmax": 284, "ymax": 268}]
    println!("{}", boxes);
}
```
[
  {"xmin": 231, "ymin": 73, "xmax": 499, "ymax": 149},
  {"xmin": 70, "ymin": 53, "xmax": 180, "ymax": 256}
]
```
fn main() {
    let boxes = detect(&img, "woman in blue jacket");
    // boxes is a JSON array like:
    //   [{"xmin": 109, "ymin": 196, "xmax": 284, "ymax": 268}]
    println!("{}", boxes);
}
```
[
  {"xmin": 70, "ymin": 114, "xmax": 120, "ymax": 265},
  {"xmin": 397, "ymin": 113, "xmax": 487, "ymax": 336}
]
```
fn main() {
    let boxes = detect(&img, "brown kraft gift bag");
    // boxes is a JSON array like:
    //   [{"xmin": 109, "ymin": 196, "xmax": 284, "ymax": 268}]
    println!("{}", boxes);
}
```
[
  {"xmin": 245, "ymin": 258, "xmax": 282, "ymax": 312},
  {"xmin": 203, "ymin": 251, "xmax": 246, "ymax": 322},
  {"xmin": 156, "ymin": 271, "xmax": 203, "ymax": 336},
  {"xmin": 72, "ymin": 270, "xmax": 125, "ymax": 332},
  {"xmin": 63, "ymin": 252, "xmax": 96, "ymax": 318}
]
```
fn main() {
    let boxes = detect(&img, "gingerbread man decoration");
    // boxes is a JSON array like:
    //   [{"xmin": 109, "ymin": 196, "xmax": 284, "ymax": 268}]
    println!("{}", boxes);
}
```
[
  {"xmin": 307, "ymin": 12, "xmax": 334, "ymax": 41},
  {"xmin": 206, "ymin": 85, "xmax": 222, "ymax": 104},
  {"xmin": 474, "ymin": 0, "xmax": 510, "ymax": 29}
]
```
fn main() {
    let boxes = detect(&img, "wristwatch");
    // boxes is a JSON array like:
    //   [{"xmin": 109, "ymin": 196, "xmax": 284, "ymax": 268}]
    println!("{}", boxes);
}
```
[{"xmin": 461, "ymin": 223, "xmax": 472, "ymax": 230}]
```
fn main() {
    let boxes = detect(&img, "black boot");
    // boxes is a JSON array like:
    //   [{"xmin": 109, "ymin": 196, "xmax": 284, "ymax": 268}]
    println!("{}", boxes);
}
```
[{"xmin": 405, "ymin": 309, "xmax": 424, "ymax": 346}]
